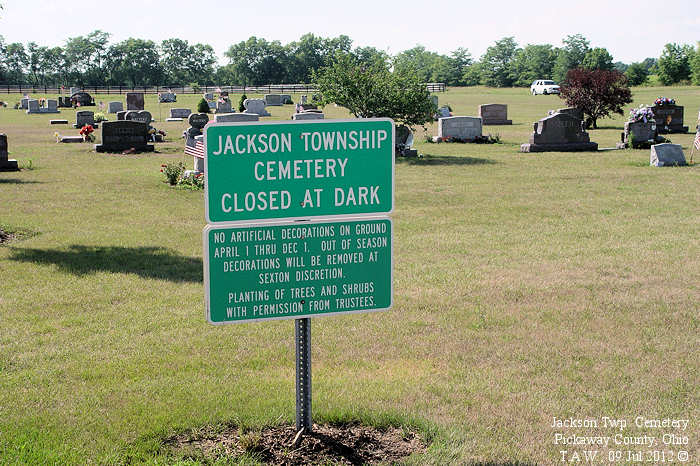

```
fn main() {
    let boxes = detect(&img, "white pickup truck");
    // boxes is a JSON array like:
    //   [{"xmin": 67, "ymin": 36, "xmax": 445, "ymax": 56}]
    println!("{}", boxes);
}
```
[{"xmin": 530, "ymin": 80, "xmax": 561, "ymax": 95}]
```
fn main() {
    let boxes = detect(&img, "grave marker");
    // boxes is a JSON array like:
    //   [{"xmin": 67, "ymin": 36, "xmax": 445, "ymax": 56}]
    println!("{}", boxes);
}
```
[
  {"xmin": 650, "ymin": 143, "xmax": 686, "ymax": 166},
  {"xmin": 520, "ymin": 113, "xmax": 597, "ymax": 152},
  {"xmin": 126, "ymin": 92, "xmax": 145, "ymax": 111},
  {"xmin": 243, "ymin": 99, "xmax": 271, "ymax": 116},
  {"xmin": 437, "ymin": 116, "xmax": 482, "ymax": 141},
  {"xmin": 108, "ymin": 101, "xmax": 124, "ymax": 113},
  {"xmin": 94, "ymin": 120, "xmax": 154, "ymax": 153},
  {"xmin": 0, "ymin": 134, "xmax": 19, "ymax": 171},
  {"xmin": 479, "ymin": 104, "xmax": 512, "ymax": 125}
]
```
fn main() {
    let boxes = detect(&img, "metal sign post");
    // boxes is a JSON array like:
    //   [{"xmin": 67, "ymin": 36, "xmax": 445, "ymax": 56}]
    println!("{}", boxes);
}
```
[{"xmin": 295, "ymin": 317, "xmax": 312, "ymax": 431}]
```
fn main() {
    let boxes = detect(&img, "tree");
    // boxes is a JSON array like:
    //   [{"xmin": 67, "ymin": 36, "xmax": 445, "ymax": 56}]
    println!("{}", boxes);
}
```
[
  {"xmin": 312, "ymin": 53, "xmax": 434, "ymax": 127},
  {"xmin": 691, "ymin": 42, "xmax": 700, "ymax": 85},
  {"xmin": 656, "ymin": 43, "xmax": 693, "ymax": 85},
  {"xmin": 224, "ymin": 37, "xmax": 288, "ymax": 86},
  {"xmin": 4, "ymin": 42, "xmax": 28, "ymax": 84},
  {"xmin": 161, "ymin": 39, "xmax": 216, "ymax": 85},
  {"xmin": 625, "ymin": 62, "xmax": 649, "ymax": 86},
  {"xmin": 480, "ymin": 37, "xmax": 518, "ymax": 87},
  {"xmin": 581, "ymin": 47, "xmax": 614, "ymax": 70},
  {"xmin": 553, "ymin": 34, "xmax": 590, "ymax": 82},
  {"xmin": 64, "ymin": 31, "xmax": 110, "ymax": 86},
  {"xmin": 511, "ymin": 44, "xmax": 557, "ymax": 86},
  {"xmin": 106, "ymin": 38, "xmax": 163, "ymax": 86},
  {"xmin": 559, "ymin": 68, "xmax": 632, "ymax": 129}
]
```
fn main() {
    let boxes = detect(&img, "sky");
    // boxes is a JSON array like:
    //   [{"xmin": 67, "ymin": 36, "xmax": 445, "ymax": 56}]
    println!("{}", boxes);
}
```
[{"xmin": 1, "ymin": 0, "xmax": 698, "ymax": 65}]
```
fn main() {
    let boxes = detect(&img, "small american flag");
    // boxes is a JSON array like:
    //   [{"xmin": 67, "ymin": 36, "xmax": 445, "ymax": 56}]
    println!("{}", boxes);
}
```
[
  {"xmin": 694, "ymin": 129, "xmax": 700, "ymax": 151},
  {"xmin": 185, "ymin": 140, "xmax": 205, "ymax": 158}
]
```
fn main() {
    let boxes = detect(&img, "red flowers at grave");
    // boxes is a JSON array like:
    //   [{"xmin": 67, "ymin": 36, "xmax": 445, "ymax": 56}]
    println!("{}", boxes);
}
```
[{"xmin": 80, "ymin": 125, "xmax": 95, "ymax": 142}]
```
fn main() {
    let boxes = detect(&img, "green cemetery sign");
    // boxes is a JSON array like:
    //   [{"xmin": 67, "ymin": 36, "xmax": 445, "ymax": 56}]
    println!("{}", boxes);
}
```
[
  {"xmin": 204, "ymin": 119, "xmax": 394, "ymax": 223},
  {"xmin": 204, "ymin": 218, "xmax": 392, "ymax": 324}
]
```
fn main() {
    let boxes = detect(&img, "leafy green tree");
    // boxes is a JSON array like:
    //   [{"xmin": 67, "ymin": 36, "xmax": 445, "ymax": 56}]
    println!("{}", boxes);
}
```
[
  {"xmin": 582, "ymin": 47, "xmax": 614, "ymax": 70},
  {"xmin": 351, "ymin": 46, "xmax": 390, "ymax": 68},
  {"xmin": 64, "ymin": 31, "xmax": 110, "ymax": 86},
  {"xmin": 224, "ymin": 37, "xmax": 289, "ymax": 86},
  {"xmin": 462, "ymin": 62, "xmax": 482, "ymax": 86},
  {"xmin": 393, "ymin": 46, "xmax": 443, "ymax": 83},
  {"xmin": 656, "ymin": 43, "xmax": 693, "ymax": 85},
  {"xmin": 691, "ymin": 42, "xmax": 700, "ymax": 85},
  {"xmin": 106, "ymin": 38, "xmax": 164, "ymax": 86},
  {"xmin": 625, "ymin": 62, "xmax": 649, "ymax": 86},
  {"xmin": 4, "ymin": 42, "xmax": 28, "ymax": 84},
  {"xmin": 312, "ymin": 53, "xmax": 433, "ymax": 127},
  {"xmin": 160, "ymin": 39, "xmax": 216, "ymax": 85},
  {"xmin": 480, "ymin": 37, "xmax": 518, "ymax": 87},
  {"xmin": 553, "ymin": 34, "xmax": 590, "ymax": 82},
  {"xmin": 287, "ymin": 33, "xmax": 352, "ymax": 83},
  {"xmin": 511, "ymin": 44, "xmax": 557, "ymax": 86}
]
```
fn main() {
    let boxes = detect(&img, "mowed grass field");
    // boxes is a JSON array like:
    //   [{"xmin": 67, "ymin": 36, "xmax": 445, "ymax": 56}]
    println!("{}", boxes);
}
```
[{"xmin": 1, "ymin": 86, "xmax": 698, "ymax": 464}]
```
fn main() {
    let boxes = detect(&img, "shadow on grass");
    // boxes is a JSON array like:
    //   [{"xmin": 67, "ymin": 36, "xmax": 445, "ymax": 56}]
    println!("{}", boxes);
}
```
[
  {"xmin": 0, "ymin": 178, "xmax": 43, "ymax": 184},
  {"xmin": 9, "ymin": 245, "xmax": 202, "ymax": 283},
  {"xmin": 398, "ymin": 154, "xmax": 498, "ymax": 166}
]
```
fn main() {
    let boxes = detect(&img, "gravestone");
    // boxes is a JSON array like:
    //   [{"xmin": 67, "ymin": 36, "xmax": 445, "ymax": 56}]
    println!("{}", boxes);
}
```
[
  {"xmin": 50, "ymin": 119, "xmax": 68, "ymax": 125},
  {"xmin": 116, "ymin": 110, "xmax": 128, "ymax": 121},
  {"xmin": 437, "ymin": 116, "xmax": 482, "ymax": 141},
  {"xmin": 94, "ymin": 120, "xmax": 154, "ymax": 153},
  {"xmin": 520, "ymin": 113, "xmax": 597, "ymax": 152},
  {"xmin": 71, "ymin": 92, "xmax": 94, "ymax": 107},
  {"xmin": 299, "ymin": 103, "xmax": 317, "ymax": 111},
  {"xmin": 264, "ymin": 94, "xmax": 283, "ymax": 106},
  {"xmin": 126, "ymin": 92, "xmax": 145, "ymax": 111},
  {"xmin": 243, "ymin": 99, "xmax": 271, "ymax": 116},
  {"xmin": 292, "ymin": 112, "xmax": 325, "ymax": 120},
  {"xmin": 20, "ymin": 98, "xmax": 29, "ymax": 110},
  {"xmin": 74, "ymin": 110, "xmax": 97, "ymax": 129},
  {"xmin": 203, "ymin": 92, "xmax": 214, "ymax": 100},
  {"xmin": 60, "ymin": 136, "xmax": 84, "ymax": 143},
  {"xmin": 280, "ymin": 94, "xmax": 293, "ymax": 104},
  {"xmin": 26, "ymin": 99, "xmax": 39, "ymax": 113},
  {"xmin": 26, "ymin": 99, "xmax": 59, "ymax": 114},
  {"xmin": 650, "ymin": 104, "xmax": 688, "ymax": 133},
  {"xmin": 216, "ymin": 100, "xmax": 232, "ymax": 114},
  {"xmin": 170, "ymin": 108, "xmax": 191, "ymax": 119},
  {"xmin": 437, "ymin": 106, "xmax": 451, "ymax": 118},
  {"xmin": 108, "ymin": 101, "xmax": 123, "ymax": 113},
  {"xmin": 479, "ymin": 103, "xmax": 512, "ymax": 125},
  {"xmin": 166, "ymin": 118, "xmax": 183, "ymax": 122},
  {"xmin": 184, "ymin": 113, "xmax": 210, "ymax": 148},
  {"xmin": 214, "ymin": 113, "xmax": 259, "ymax": 123},
  {"xmin": 125, "ymin": 110, "xmax": 152, "ymax": 124},
  {"xmin": 650, "ymin": 143, "xmax": 686, "ymax": 166},
  {"xmin": 159, "ymin": 92, "xmax": 177, "ymax": 103},
  {"xmin": 429, "ymin": 95, "xmax": 438, "ymax": 108},
  {"xmin": 69, "ymin": 87, "xmax": 80, "ymax": 96},
  {"xmin": 619, "ymin": 120, "xmax": 657, "ymax": 149},
  {"xmin": 207, "ymin": 101, "xmax": 216, "ymax": 111},
  {"xmin": 300, "ymin": 95, "xmax": 308, "ymax": 104},
  {"xmin": 0, "ymin": 134, "xmax": 19, "ymax": 171},
  {"xmin": 193, "ymin": 135, "xmax": 205, "ymax": 173},
  {"xmin": 395, "ymin": 125, "xmax": 417, "ymax": 157},
  {"xmin": 548, "ymin": 107, "xmax": 584, "ymax": 122},
  {"xmin": 57, "ymin": 96, "xmax": 72, "ymax": 108}
]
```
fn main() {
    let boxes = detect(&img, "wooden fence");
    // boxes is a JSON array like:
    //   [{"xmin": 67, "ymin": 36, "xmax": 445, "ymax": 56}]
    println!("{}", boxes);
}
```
[{"xmin": 0, "ymin": 82, "xmax": 446, "ymax": 94}]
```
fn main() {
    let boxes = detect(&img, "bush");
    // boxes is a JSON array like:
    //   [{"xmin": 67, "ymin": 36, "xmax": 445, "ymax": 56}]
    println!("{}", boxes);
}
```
[
  {"xmin": 197, "ymin": 98, "xmax": 209, "ymax": 114},
  {"xmin": 160, "ymin": 162, "xmax": 185, "ymax": 186},
  {"xmin": 238, "ymin": 94, "xmax": 247, "ymax": 112},
  {"xmin": 190, "ymin": 82, "xmax": 201, "ymax": 93},
  {"xmin": 94, "ymin": 112, "xmax": 106, "ymax": 122},
  {"xmin": 559, "ymin": 68, "xmax": 632, "ymax": 129}
]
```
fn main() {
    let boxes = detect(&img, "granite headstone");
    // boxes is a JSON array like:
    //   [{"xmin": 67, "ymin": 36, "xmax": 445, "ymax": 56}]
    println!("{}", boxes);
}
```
[
  {"xmin": 243, "ymin": 99, "xmax": 271, "ymax": 116},
  {"xmin": 108, "ymin": 101, "xmax": 124, "ymax": 113},
  {"xmin": 437, "ymin": 116, "xmax": 482, "ymax": 141},
  {"xmin": 650, "ymin": 143, "xmax": 686, "ymax": 166},
  {"xmin": 479, "ymin": 103, "xmax": 512, "ymax": 125},
  {"xmin": 126, "ymin": 92, "xmax": 145, "ymax": 111},
  {"xmin": 170, "ymin": 108, "xmax": 192, "ymax": 119},
  {"xmin": 520, "ymin": 112, "xmax": 597, "ymax": 152},
  {"xmin": 0, "ymin": 134, "xmax": 19, "ymax": 171},
  {"xmin": 94, "ymin": 120, "xmax": 154, "ymax": 153}
]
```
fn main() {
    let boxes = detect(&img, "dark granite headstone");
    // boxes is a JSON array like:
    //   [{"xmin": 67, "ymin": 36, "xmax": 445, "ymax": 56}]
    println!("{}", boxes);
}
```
[
  {"xmin": 650, "ymin": 104, "xmax": 688, "ymax": 134},
  {"xmin": 170, "ymin": 108, "xmax": 191, "ymax": 119},
  {"xmin": 94, "ymin": 121, "xmax": 154, "ymax": 153},
  {"xmin": 478, "ymin": 104, "xmax": 512, "ymax": 125},
  {"xmin": 188, "ymin": 113, "xmax": 210, "ymax": 129},
  {"xmin": 395, "ymin": 125, "xmax": 417, "ymax": 157},
  {"xmin": 0, "ymin": 134, "xmax": 19, "ymax": 171},
  {"xmin": 620, "ymin": 120, "xmax": 658, "ymax": 149},
  {"xmin": 117, "ymin": 110, "xmax": 128, "ymax": 121},
  {"xmin": 548, "ymin": 107, "xmax": 584, "ymax": 122},
  {"xmin": 57, "ymin": 96, "xmax": 72, "ymax": 107},
  {"xmin": 71, "ymin": 92, "xmax": 95, "ymax": 107},
  {"xmin": 74, "ymin": 110, "xmax": 97, "ymax": 129},
  {"xmin": 125, "ymin": 110, "xmax": 152, "ymax": 124},
  {"xmin": 520, "ymin": 113, "xmax": 598, "ymax": 152},
  {"xmin": 126, "ymin": 92, "xmax": 145, "ymax": 111},
  {"xmin": 158, "ymin": 92, "xmax": 177, "ymax": 103}
]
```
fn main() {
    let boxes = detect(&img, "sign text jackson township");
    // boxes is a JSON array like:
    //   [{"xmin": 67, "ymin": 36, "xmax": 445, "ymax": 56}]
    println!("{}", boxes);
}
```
[{"xmin": 204, "ymin": 119, "xmax": 394, "ymax": 223}]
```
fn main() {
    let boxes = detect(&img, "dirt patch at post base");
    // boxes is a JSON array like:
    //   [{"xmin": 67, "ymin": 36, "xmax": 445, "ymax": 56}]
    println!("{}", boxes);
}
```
[{"xmin": 164, "ymin": 422, "xmax": 427, "ymax": 465}]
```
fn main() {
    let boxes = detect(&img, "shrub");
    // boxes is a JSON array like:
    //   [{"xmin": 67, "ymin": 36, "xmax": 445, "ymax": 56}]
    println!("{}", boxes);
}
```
[
  {"xmin": 238, "ymin": 94, "xmax": 247, "ymax": 112},
  {"xmin": 160, "ymin": 162, "xmax": 185, "ymax": 186},
  {"xmin": 197, "ymin": 98, "xmax": 209, "ymax": 114},
  {"xmin": 94, "ymin": 112, "xmax": 106, "ymax": 122},
  {"xmin": 559, "ymin": 68, "xmax": 632, "ymax": 129},
  {"xmin": 190, "ymin": 82, "xmax": 201, "ymax": 93}
]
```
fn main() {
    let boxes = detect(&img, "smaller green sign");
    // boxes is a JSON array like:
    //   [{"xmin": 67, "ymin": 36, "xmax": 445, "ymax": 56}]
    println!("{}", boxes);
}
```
[{"xmin": 204, "ymin": 218, "xmax": 392, "ymax": 324}]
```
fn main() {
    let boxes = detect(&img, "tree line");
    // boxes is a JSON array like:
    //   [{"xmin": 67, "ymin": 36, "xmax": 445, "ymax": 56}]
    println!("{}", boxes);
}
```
[{"xmin": 0, "ymin": 31, "xmax": 698, "ymax": 87}]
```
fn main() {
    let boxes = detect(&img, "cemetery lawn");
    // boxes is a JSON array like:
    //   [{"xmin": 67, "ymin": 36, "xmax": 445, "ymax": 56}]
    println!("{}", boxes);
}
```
[{"xmin": 1, "ymin": 87, "xmax": 698, "ymax": 464}]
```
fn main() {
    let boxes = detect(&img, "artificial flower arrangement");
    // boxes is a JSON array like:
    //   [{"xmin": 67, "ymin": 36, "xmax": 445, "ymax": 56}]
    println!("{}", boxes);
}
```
[
  {"xmin": 79, "ymin": 125, "xmax": 95, "ymax": 142},
  {"xmin": 629, "ymin": 105, "xmax": 654, "ymax": 123},
  {"xmin": 654, "ymin": 97, "xmax": 675, "ymax": 106}
]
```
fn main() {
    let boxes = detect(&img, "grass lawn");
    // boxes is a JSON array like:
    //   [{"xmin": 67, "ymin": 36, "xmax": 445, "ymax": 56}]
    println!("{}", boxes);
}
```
[{"xmin": 1, "ymin": 86, "xmax": 698, "ymax": 464}]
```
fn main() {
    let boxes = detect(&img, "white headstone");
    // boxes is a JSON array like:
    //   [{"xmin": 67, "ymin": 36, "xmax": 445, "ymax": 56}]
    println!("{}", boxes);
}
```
[
  {"xmin": 437, "ymin": 116, "xmax": 482, "ymax": 140},
  {"xmin": 214, "ymin": 113, "xmax": 260, "ymax": 123},
  {"xmin": 292, "ymin": 112, "xmax": 325, "ymax": 120},
  {"xmin": 243, "ymin": 99, "xmax": 271, "ymax": 116}
]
